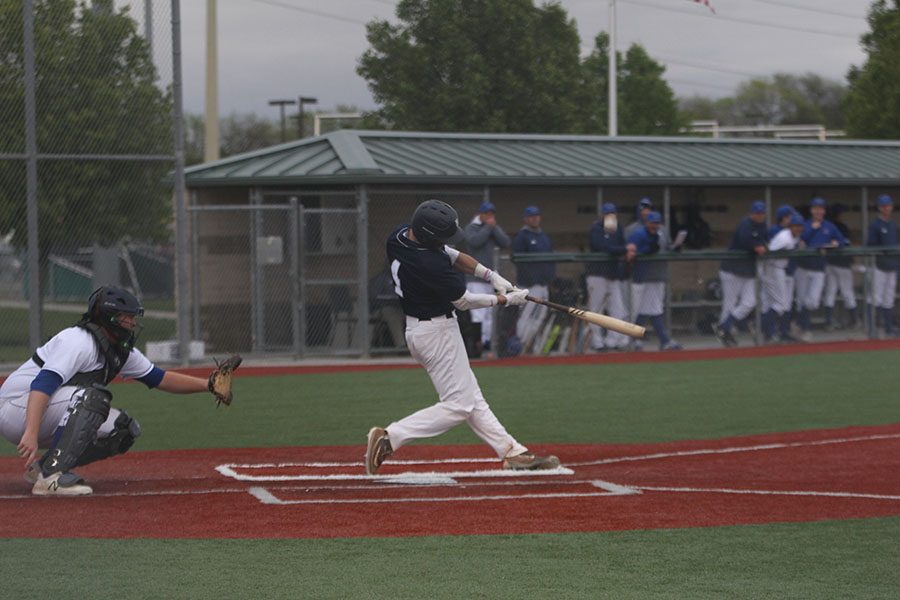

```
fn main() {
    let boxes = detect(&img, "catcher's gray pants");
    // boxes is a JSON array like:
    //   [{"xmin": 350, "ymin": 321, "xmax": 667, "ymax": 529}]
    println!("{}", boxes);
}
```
[
  {"xmin": 824, "ymin": 265, "xmax": 857, "ymax": 309},
  {"xmin": 515, "ymin": 284, "xmax": 549, "ymax": 349},
  {"xmin": 387, "ymin": 314, "xmax": 528, "ymax": 459},
  {"xmin": 585, "ymin": 275, "xmax": 629, "ymax": 349},
  {"xmin": 0, "ymin": 386, "xmax": 123, "ymax": 448}
]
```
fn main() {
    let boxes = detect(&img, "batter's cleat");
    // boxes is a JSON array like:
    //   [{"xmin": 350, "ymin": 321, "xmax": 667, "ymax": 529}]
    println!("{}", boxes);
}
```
[
  {"xmin": 23, "ymin": 460, "xmax": 41, "ymax": 484},
  {"xmin": 502, "ymin": 452, "xmax": 561, "ymax": 471},
  {"xmin": 364, "ymin": 427, "xmax": 393, "ymax": 476},
  {"xmin": 31, "ymin": 471, "xmax": 92, "ymax": 496}
]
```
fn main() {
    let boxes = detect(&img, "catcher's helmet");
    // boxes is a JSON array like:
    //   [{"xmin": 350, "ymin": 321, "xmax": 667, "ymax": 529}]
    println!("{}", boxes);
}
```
[
  {"xmin": 411, "ymin": 200, "xmax": 460, "ymax": 248},
  {"xmin": 84, "ymin": 286, "xmax": 144, "ymax": 348}
]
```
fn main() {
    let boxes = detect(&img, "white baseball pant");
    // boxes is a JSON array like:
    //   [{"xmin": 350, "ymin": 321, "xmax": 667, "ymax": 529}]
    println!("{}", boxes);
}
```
[
  {"xmin": 0, "ymin": 386, "xmax": 123, "ymax": 448},
  {"xmin": 794, "ymin": 268, "xmax": 826, "ymax": 311},
  {"xmin": 869, "ymin": 268, "xmax": 897, "ymax": 309},
  {"xmin": 824, "ymin": 265, "xmax": 857, "ymax": 309},
  {"xmin": 718, "ymin": 270, "xmax": 757, "ymax": 323},
  {"xmin": 585, "ymin": 275, "xmax": 629, "ymax": 349},
  {"xmin": 466, "ymin": 281, "xmax": 495, "ymax": 345},
  {"xmin": 762, "ymin": 265, "xmax": 792, "ymax": 314},
  {"xmin": 515, "ymin": 284, "xmax": 549, "ymax": 348},
  {"xmin": 630, "ymin": 281, "xmax": 665, "ymax": 318},
  {"xmin": 387, "ymin": 314, "xmax": 528, "ymax": 459}
]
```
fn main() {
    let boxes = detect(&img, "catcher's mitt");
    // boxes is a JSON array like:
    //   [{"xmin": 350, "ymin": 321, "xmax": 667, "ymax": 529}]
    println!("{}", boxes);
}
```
[{"xmin": 208, "ymin": 354, "xmax": 242, "ymax": 407}]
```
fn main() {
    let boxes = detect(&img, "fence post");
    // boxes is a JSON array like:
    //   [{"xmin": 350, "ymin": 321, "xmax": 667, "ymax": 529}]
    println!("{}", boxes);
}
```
[
  {"xmin": 358, "ymin": 185, "xmax": 370, "ymax": 356},
  {"xmin": 289, "ymin": 197, "xmax": 301, "ymax": 357}
]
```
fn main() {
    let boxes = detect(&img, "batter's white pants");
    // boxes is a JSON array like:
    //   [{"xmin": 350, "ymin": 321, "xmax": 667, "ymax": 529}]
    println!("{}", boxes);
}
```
[
  {"xmin": 466, "ymin": 281, "xmax": 495, "ymax": 345},
  {"xmin": 869, "ymin": 268, "xmax": 897, "ymax": 309},
  {"xmin": 719, "ymin": 270, "xmax": 757, "ymax": 323},
  {"xmin": 515, "ymin": 284, "xmax": 549, "ymax": 349},
  {"xmin": 585, "ymin": 275, "xmax": 629, "ymax": 349},
  {"xmin": 794, "ymin": 268, "xmax": 826, "ymax": 311},
  {"xmin": 762, "ymin": 266, "xmax": 792, "ymax": 315},
  {"xmin": 824, "ymin": 265, "xmax": 857, "ymax": 309},
  {"xmin": 630, "ymin": 281, "xmax": 665, "ymax": 318},
  {"xmin": 387, "ymin": 314, "xmax": 528, "ymax": 459},
  {"xmin": 0, "ymin": 386, "xmax": 123, "ymax": 449}
]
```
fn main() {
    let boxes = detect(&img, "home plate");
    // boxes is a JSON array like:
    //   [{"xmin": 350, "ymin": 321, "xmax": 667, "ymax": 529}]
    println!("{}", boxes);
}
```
[{"xmin": 377, "ymin": 474, "xmax": 459, "ymax": 485}]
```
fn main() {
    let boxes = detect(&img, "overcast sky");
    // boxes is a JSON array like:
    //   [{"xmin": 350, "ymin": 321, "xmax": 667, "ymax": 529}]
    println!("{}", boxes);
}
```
[{"xmin": 167, "ymin": 0, "xmax": 872, "ymax": 118}]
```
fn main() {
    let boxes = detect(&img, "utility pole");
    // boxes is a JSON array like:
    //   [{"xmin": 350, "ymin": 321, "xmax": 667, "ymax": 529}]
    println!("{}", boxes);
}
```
[
  {"xmin": 608, "ymin": 0, "xmax": 617, "ymax": 137},
  {"xmin": 269, "ymin": 98, "xmax": 297, "ymax": 143},
  {"xmin": 204, "ymin": 0, "xmax": 219, "ymax": 161},
  {"xmin": 294, "ymin": 96, "xmax": 318, "ymax": 138}
]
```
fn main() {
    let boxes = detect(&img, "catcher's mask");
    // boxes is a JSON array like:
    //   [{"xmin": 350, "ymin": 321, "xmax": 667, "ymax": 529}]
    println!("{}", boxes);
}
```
[
  {"xmin": 411, "ymin": 199, "xmax": 462, "ymax": 249},
  {"xmin": 84, "ymin": 286, "xmax": 144, "ymax": 349}
]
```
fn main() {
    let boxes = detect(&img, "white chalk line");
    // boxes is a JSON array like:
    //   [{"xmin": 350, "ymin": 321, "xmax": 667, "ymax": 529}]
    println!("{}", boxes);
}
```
[
  {"xmin": 0, "ymin": 487, "xmax": 248, "ymax": 500},
  {"xmin": 634, "ymin": 485, "xmax": 900, "ymax": 501},
  {"xmin": 215, "ymin": 463, "xmax": 574, "ymax": 482},
  {"xmin": 565, "ymin": 432, "xmax": 900, "ymax": 467}
]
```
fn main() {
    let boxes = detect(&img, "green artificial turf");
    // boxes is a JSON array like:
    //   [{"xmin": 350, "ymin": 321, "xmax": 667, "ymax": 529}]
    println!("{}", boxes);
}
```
[
  {"xmin": 4, "ymin": 517, "xmax": 899, "ymax": 599},
  {"xmin": 2, "ymin": 349, "xmax": 890, "ymax": 454}
]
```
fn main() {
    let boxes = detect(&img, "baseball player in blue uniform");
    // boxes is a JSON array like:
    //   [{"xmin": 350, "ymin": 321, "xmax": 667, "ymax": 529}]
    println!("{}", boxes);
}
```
[
  {"xmin": 365, "ymin": 200, "xmax": 560, "ymax": 475},
  {"xmin": 626, "ymin": 211, "xmax": 682, "ymax": 351},
  {"xmin": 761, "ymin": 205, "xmax": 798, "ymax": 319},
  {"xmin": 714, "ymin": 201, "xmax": 768, "ymax": 347},
  {"xmin": 795, "ymin": 197, "xmax": 848, "ymax": 339},
  {"xmin": 866, "ymin": 194, "xmax": 898, "ymax": 336},
  {"xmin": 463, "ymin": 201, "xmax": 511, "ymax": 352},
  {"xmin": 511, "ymin": 205, "xmax": 555, "ymax": 349},
  {"xmin": 0, "ymin": 286, "xmax": 230, "ymax": 495},
  {"xmin": 585, "ymin": 202, "xmax": 629, "ymax": 351}
]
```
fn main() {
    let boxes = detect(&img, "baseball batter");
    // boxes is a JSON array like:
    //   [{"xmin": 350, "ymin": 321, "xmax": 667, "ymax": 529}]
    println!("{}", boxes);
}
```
[
  {"xmin": 365, "ymin": 200, "xmax": 560, "ymax": 475},
  {"xmin": 866, "ymin": 194, "xmax": 898, "ymax": 335},
  {"xmin": 0, "ymin": 286, "xmax": 236, "ymax": 495}
]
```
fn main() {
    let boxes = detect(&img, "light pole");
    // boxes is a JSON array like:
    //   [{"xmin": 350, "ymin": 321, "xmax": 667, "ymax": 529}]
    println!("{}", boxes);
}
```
[
  {"xmin": 295, "ymin": 96, "xmax": 318, "ymax": 138},
  {"xmin": 269, "ymin": 98, "xmax": 297, "ymax": 143},
  {"xmin": 608, "ymin": 0, "xmax": 617, "ymax": 137}
]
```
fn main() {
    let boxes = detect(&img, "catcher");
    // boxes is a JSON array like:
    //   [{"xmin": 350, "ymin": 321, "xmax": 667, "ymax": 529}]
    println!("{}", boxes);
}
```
[{"xmin": 0, "ymin": 286, "xmax": 241, "ymax": 496}]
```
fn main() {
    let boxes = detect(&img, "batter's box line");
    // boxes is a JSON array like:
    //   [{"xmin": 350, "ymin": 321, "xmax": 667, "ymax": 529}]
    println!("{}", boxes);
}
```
[
  {"xmin": 216, "ymin": 461, "xmax": 574, "ymax": 482},
  {"xmin": 247, "ymin": 480, "xmax": 631, "ymax": 505}
]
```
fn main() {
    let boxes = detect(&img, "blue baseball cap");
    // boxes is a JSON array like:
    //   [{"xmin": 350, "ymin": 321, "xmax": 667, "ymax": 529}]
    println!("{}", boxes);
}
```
[
  {"xmin": 789, "ymin": 213, "xmax": 805, "ymax": 226},
  {"xmin": 775, "ymin": 205, "xmax": 795, "ymax": 220},
  {"xmin": 810, "ymin": 197, "xmax": 827, "ymax": 207},
  {"xmin": 601, "ymin": 202, "xmax": 617, "ymax": 215},
  {"xmin": 524, "ymin": 206, "xmax": 541, "ymax": 217},
  {"xmin": 877, "ymin": 194, "xmax": 893, "ymax": 206},
  {"xmin": 750, "ymin": 201, "xmax": 766, "ymax": 214},
  {"xmin": 646, "ymin": 211, "xmax": 662, "ymax": 224},
  {"xmin": 478, "ymin": 201, "xmax": 496, "ymax": 213},
  {"xmin": 638, "ymin": 197, "xmax": 653, "ymax": 209}
]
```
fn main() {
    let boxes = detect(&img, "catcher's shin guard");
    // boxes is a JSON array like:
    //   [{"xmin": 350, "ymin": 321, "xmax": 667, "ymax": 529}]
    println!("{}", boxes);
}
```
[
  {"xmin": 41, "ymin": 385, "xmax": 112, "ymax": 475},
  {"xmin": 75, "ymin": 410, "xmax": 141, "ymax": 467}
]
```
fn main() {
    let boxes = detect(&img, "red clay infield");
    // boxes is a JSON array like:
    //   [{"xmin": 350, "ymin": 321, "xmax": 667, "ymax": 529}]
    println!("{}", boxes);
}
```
[{"xmin": 2, "ymin": 423, "xmax": 899, "ymax": 539}]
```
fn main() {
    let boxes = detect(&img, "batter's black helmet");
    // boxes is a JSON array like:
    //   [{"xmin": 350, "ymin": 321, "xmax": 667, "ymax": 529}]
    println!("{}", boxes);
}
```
[
  {"xmin": 411, "ymin": 200, "xmax": 460, "ymax": 248},
  {"xmin": 84, "ymin": 286, "xmax": 144, "ymax": 348}
]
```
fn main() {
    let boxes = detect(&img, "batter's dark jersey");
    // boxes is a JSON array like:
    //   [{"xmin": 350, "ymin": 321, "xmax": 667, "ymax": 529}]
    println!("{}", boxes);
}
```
[{"xmin": 387, "ymin": 225, "xmax": 467, "ymax": 319}]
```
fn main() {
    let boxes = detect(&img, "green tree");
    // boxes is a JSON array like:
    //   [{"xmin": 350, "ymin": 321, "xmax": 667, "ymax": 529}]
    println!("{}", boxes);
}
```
[
  {"xmin": 357, "ymin": 0, "xmax": 583, "ymax": 133},
  {"xmin": 725, "ymin": 74, "xmax": 845, "ymax": 127},
  {"xmin": 845, "ymin": 0, "xmax": 900, "ymax": 139},
  {"xmin": 577, "ymin": 33, "xmax": 681, "ymax": 135},
  {"xmin": 0, "ymin": 0, "xmax": 172, "ymax": 255}
]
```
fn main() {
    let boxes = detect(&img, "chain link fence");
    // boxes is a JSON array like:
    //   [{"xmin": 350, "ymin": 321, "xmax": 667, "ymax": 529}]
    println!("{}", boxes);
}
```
[{"xmin": 0, "ymin": 0, "xmax": 179, "ymax": 365}]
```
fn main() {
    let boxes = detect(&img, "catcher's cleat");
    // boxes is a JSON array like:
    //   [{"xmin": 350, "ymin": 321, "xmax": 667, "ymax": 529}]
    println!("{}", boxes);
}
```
[
  {"xmin": 23, "ymin": 460, "xmax": 42, "ymax": 484},
  {"xmin": 364, "ymin": 427, "xmax": 393, "ymax": 475},
  {"xmin": 502, "ymin": 452, "xmax": 561, "ymax": 471},
  {"xmin": 32, "ymin": 471, "xmax": 93, "ymax": 496}
]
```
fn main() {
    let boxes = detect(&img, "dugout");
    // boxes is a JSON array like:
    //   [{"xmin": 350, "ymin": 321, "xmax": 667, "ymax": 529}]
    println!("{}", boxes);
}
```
[{"xmin": 183, "ymin": 131, "xmax": 900, "ymax": 357}]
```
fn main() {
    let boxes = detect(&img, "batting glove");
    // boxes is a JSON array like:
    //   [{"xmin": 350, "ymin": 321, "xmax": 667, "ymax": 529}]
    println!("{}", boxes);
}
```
[
  {"xmin": 490, "ymin": 271, "xmax": 515, "ymax": 293},
  {"xmin": 504, "ymin": 288, "xmax": 529, "ymax": 306}
]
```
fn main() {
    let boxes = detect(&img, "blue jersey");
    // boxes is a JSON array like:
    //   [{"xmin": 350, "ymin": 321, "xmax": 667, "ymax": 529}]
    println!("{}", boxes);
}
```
[
  {"xmin": 867, "ymin": 217, "xmax": 899, "ymax": 271},
  {"xmin": 721, "ymin": 216, "xmax": 767, "ymax": 277},
  {"xmin": 386, "ymin": 225, "xmax": 466, "ymax": 320},
  {"xmin": 627, "ymin": 225, "xmax": 664, "ymax": 283},
  {"xmin": 512, "ymin": 227, "xmax": 555, "ymax": 287},
  {"xmin": 798, "ymin": 219, "xmax": 848, "ymax": 271},
  {"xmin": 586, "ymin": 220, "xmax": 626, "ymax": 280}
]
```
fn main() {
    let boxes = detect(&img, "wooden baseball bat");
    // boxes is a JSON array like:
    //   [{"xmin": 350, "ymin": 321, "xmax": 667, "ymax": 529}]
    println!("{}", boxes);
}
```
[{"xmin": 525, "ymin": 295, "xmax": 646, "ymax": 339}]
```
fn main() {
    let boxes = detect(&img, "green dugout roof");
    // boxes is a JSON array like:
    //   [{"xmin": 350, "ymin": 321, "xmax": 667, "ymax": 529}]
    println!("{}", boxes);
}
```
[{"xmin": 184, "ymin": 130, "xmax": 900, "ymax": 188}]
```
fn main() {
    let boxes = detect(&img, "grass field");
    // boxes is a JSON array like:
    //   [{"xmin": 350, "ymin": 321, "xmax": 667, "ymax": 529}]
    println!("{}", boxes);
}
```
[{"xmin": 3, "ymin": 350, "xmax": 900, "ymax": 598}]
